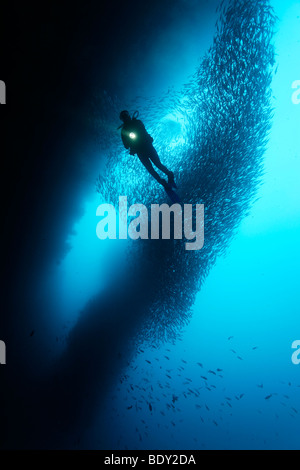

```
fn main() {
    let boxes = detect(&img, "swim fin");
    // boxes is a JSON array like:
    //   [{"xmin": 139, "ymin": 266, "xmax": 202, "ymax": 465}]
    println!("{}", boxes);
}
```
[{"xmin": 164, "ymin": 186, "xmax": 181, "ymax": 204}]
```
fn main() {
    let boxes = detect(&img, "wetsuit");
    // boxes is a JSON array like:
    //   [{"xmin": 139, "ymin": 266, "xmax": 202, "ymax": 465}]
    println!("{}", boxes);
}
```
[{"xmin": 121, "ymin": 118, "xmax": 173, "ymax": 186}]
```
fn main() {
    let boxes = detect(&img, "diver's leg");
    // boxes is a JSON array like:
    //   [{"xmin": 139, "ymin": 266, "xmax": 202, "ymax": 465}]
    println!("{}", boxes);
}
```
[
  {"xmin": 138, "ymin": 155, "xmax": 166, "ymax": 187},
  {"xmin": 148, "ymin": 147, "xmax": 172, "ymax": 177},
  {"xmin": 149, "ymin": 147, "xmax": 176, "ymax": 187}
]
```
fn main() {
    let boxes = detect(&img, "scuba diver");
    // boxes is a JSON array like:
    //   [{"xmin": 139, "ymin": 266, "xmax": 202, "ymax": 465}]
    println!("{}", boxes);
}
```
[{"xmin": 119, "ymin": 110, "xmax": 176, "ymax": 190}]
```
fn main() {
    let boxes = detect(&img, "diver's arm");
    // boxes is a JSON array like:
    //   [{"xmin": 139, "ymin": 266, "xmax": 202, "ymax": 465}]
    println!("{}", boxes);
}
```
[
  {"xmin": 121, "ymin": 128, "xmax": 137, "ymax": 154},
  {"xmin": 121, "ymin": 130, "xmax": 130, "ymax": 149}
]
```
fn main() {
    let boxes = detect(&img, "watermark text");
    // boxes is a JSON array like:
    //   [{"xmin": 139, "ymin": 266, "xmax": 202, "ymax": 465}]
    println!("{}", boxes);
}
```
[
  {"xmin": 96, "ymin": 197, "xmax": 204, "ymax": 251},
  {"xmin": 0, "ymin": 80, "xmax": 6, "ymax": 104},
  {"xmin": 0, "ymin": 340, "xmax": 6, "ymax": 364},
  {"xmin": 291, "ymin": 80, "xmax": 300, "ymax": 104},
  {"xmin": 291, "ymin": 340, "xmax": 300, "ymax": 365}
]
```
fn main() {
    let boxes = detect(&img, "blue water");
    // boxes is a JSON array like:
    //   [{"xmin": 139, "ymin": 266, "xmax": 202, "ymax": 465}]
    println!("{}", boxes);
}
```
[{"xmin": 39, "ymin": 0, "xmax": 300, "ymax": 449}]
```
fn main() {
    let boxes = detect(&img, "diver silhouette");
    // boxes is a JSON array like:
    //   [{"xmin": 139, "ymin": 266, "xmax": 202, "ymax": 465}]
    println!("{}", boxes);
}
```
[{"xmin": 119, "ymin": 110, "xmax": 176, "ymax": 190}]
